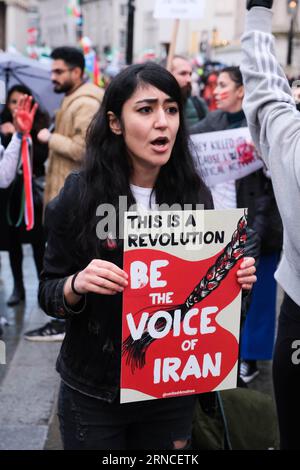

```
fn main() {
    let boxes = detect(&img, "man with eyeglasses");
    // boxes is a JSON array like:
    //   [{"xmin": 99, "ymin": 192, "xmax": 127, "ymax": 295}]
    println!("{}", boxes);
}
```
[
  {"xmin": 37, "ymin": 46, "xmax": 104, "ymax": 207},
  {"xmin": 25, "ymin": 47, "xmax": 103, "ymax": 342}
]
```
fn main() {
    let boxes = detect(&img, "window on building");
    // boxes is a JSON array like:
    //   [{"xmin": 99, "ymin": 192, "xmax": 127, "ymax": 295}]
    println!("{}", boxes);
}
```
[{"xmin": 120, "ymin": 29, "xmax": 126, "ymax": 49}]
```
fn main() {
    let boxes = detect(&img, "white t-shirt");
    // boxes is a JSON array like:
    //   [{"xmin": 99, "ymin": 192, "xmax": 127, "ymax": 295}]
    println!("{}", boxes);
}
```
[
  {"xmin": 130, "ymin": 184, "xmax": 156, "ymax": 211},
  {"xmin": 210, "ymin": 180, "xmax": 237, "ymax": 210}
]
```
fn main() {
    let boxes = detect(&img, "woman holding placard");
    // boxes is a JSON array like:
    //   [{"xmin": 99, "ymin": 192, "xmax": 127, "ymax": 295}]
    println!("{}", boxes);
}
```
[
  {"xmin": 38, "ymin": 62, "xmax": 256, "ymax": 450},
  {"xmin": 190, "ymin": 66, "xmax": 282, "ymax": 384}
]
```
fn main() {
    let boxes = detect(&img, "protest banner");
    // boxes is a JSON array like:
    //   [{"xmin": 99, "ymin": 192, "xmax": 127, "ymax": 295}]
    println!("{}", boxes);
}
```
[
  {"xmin": 154, "ymin": 0, "xmax": 206, "ymax": 19},
  {"xmin": 190, "ymin": 127, "xmax": 264, "ymax": 186},
  {"xmin": 121, "ymin": 209, "xmax": 246, "ymax": 403}
]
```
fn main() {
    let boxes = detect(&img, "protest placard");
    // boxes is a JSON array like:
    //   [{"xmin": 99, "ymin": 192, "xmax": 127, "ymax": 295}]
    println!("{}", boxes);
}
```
[
  {"xmin": 121, "ymin": 209, "xmax": 246, "ymax": 403},
  {"xmin": 190, "ymin": 127, "xmax": 264, "ymax": 186},
  {"xmin": 154, "ymin": 0, "xmax": 205, "ymax": 19}
]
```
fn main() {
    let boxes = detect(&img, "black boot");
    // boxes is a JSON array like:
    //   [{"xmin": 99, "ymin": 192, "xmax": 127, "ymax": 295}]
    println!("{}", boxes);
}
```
[{"xmin": 7, "ymin": 283, "xmax": 25, "ymax": 306}]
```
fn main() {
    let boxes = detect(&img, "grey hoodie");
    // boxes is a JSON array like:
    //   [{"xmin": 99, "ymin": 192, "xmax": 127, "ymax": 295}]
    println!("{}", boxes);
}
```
[{"xmin": 241, "ymin": 7, "xmax": 300, "ymax": 306}]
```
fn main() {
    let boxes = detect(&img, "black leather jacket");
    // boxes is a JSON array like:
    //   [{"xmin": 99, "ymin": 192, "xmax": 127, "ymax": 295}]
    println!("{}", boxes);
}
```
[{"xmin": 38, "ymin": 172, "xmax": 258, "ymax": 402}]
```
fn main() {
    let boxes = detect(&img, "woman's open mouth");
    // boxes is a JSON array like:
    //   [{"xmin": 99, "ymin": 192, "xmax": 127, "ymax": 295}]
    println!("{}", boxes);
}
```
[{"xmin": 150, "ymin": 137, "xmax": 170, "ymax": 153}]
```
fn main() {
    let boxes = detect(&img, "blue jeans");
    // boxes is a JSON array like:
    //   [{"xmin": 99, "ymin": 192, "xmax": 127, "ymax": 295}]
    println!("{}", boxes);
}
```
[{"xmin": 58, "ymin": 381, "xmax": 196, "ymax": 450}]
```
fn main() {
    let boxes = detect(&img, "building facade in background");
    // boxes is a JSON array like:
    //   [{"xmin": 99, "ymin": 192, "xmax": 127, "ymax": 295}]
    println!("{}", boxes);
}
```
[
  {"xmin": 77, "ymin": 0, "xmax": 242, "ymax": 62},
  {"xmin": 1, "ymin": 0, "xmax": 300, "ymax": 73},
  {"xmin": 0, "ymin": 0, "xmax": 29, "ymax": 52}
]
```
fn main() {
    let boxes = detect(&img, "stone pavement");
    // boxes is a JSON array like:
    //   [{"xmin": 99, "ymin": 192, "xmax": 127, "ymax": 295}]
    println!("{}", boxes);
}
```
[{"xmin": 0, "ymin": 247, "xmax": 61, "ymax": 450}]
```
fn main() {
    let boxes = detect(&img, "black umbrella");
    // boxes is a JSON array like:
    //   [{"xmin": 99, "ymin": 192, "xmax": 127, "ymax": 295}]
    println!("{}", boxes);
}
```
[{"xmin": 0, "ymin": 52, "xmax": 62, "ymax": 116}]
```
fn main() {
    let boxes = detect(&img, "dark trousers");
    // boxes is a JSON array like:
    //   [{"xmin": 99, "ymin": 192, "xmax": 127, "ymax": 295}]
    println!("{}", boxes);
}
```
[
  {"xmin": 273, "ymin": 293, "xmax": 300, "ymax": 450},
  {"xmin": 58, "ymin": 381, "xmax": 196, "ymax": 450}
]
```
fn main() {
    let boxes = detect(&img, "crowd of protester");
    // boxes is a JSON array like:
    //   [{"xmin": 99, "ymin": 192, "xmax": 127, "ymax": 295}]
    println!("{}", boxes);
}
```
[{"xmin": 0, "ymin": 0, "xmax": 299, "ymax": 451}]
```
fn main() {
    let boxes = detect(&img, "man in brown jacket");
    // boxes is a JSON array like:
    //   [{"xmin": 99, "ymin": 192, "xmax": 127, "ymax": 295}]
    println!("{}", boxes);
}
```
[{"xmin": 25, "ymin": 47, "xmax": 103, "ymax": 341}]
